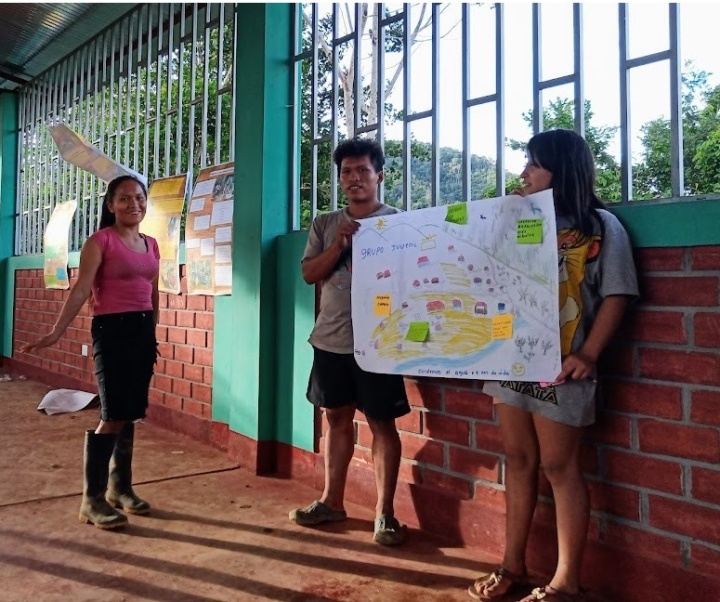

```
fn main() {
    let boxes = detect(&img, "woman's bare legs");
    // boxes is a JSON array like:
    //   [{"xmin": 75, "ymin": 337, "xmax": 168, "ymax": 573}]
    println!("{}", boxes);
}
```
[{"xmin": 533, "ymin": 414, "xmax": 588, "ymax": 594}]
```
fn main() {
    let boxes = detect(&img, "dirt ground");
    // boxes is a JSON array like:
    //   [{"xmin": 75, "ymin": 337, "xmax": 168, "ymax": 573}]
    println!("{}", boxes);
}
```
[{"xmin": 0, "ymin": 378, "xmax": 503, "ymax": 602}]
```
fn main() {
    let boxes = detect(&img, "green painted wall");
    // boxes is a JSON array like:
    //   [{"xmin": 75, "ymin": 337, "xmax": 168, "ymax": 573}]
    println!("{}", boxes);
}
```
[
  {"xmin": 0, "ymin": 92, "xmax": 18, "ymax": 359},
  {"xmin": 212, "ymin": 3, "xmax": 294, "ymax": 442},
  {"xmin": 275, "ymin": 232, "xmax": 316, "ymax": 451},
  {"xmin": 610, "ymin": 197, "xmax": 720, "ymax": 247}
]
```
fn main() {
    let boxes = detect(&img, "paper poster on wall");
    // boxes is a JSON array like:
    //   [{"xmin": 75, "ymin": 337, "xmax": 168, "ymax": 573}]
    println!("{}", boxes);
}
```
[
  {"xmin": 43, "ymin": 200, "xmax": 78, "ymax": 290},
  {"xmin": 140, "ymin": 174, "xmax": 188, "ymax": 294},
  {"xmin": 351, "ymin": 189, "xmax": 561, "ymax": 382},
  {"xmin": 185, "ymin": 162, "xmax": 234, "ymax": 296},
  {"xmin": 48, "ymin": 124, "xmax": 146, "ymax": 185}
]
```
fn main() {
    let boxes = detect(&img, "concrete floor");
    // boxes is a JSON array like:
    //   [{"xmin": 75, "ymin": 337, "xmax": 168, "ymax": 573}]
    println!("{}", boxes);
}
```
[{"xmin": 0, "ymin": 378, "xmax": 508, "ymax": 602}]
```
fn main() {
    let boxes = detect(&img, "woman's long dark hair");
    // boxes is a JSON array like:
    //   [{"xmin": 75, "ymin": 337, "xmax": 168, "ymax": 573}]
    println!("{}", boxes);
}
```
[
  {"xmin": 99, "ymin": 175, "xmax": 148, "ymax": 229},
  {"xmin": 525, "ymin": 129, "xmax": 606, "ymax": 235}
]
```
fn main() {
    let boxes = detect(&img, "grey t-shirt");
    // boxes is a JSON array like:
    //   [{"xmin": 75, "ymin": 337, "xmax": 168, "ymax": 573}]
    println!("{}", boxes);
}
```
[
  {"xmin": 484, "ymin": 208, "xmax": 640, "ymax": 426},
  {"xmin": 303, "ymin": 204, "xmax": 400, "ymax": 354}
]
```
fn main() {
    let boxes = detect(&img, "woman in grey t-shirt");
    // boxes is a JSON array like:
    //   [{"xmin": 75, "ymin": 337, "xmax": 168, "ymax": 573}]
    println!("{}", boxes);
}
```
[{"xmin": 468, "ymin": 130, "xmax": 639, "ymax": 602}]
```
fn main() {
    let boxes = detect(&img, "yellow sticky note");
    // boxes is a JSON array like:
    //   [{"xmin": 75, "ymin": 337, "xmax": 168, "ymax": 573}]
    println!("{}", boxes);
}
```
[
  {"xmin": 374, "ymin": 294, "xmax": 392, "ymax": 316},
  {"xmin": 517, "ymin": 218, "xmax": 543, "ymax": 244},
  {"xmin": 406, "ymin": 321, "xmax": 430, "ymax": 342},
  {"xmin": 445, "ymin": 203, "xmax": 468, "ymax": 225},
  {"xmin": 492, "ymin": 313, "xmax": 513, "ymax": 339}
]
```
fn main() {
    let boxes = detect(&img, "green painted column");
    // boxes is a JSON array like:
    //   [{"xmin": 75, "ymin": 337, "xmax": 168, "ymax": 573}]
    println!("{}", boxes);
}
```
[
  {"xmin": 0, "ymin": 92, "xmax": 18, "ymax": 358},
  {"xmin": 212, "ymin": 4, "xmax": 294, "ymax": 442}
]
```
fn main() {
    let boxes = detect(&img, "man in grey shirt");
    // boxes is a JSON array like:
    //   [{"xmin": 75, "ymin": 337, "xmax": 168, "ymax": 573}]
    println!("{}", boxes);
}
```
[{"xmin": 289, "ymin": 138, "xmax": 410, "ymax": 546}]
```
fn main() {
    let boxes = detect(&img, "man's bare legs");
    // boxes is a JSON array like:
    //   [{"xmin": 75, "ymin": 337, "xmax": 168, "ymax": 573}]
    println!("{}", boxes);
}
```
[
  {"xmin": 367, "ymin": 417, "xmax": 401, "ymax": 517},
  {"xmin": 318, "ymin": 405, "xmax": 357, "ymax": 511}
]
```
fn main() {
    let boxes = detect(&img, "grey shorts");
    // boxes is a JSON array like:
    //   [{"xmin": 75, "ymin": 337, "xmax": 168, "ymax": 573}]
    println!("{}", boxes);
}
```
[{"xmin": 306, "ymin": 347, "xmax": 411, "ymax": 421}]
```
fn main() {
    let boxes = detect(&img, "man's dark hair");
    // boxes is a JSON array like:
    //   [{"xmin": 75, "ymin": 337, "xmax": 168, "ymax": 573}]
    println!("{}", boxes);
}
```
[{"xmin": 333, "ymin": 137, "xmax": 385, "ymax": 176}]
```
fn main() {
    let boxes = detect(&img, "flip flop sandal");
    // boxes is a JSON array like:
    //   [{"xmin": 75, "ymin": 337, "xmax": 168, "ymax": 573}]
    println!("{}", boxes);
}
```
[
  {"xmin": 518, "ymin": 585, "xmax": 585, "ymax": 601},
  {"xmin": 468, "ymin": 566, "xmax": 529, "ymax": 600}
]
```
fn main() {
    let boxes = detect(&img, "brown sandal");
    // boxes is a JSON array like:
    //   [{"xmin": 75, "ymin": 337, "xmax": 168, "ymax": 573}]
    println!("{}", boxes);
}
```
[
  {"xmin": 518, "ymin": 585, "xmax": 585, "ymax": 601},
  {"xmin": 468, "ymin": 567, "xmax": 528, "ymax": 600}
]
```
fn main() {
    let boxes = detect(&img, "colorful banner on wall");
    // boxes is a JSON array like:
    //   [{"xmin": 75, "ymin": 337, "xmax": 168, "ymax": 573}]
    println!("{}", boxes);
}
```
[
  {"xmin": 184, "ymin": 162, "xmax": 235, "ymax": 296},
  {"xmin": 141, "ymin": 174, "xmax": 189, "ymax": 294},
  {"xmin": 43, "ymin": 200, "xmax": 78, "ymax": 290},
  {"xmin": 48, "ymin": 124, "xmax": 146, "ymax": 185}
]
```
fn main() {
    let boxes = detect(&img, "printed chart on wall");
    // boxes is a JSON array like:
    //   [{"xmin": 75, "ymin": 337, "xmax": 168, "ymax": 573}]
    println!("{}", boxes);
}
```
[
  {"xmin": 43, "ymin": 200, "xmax": 78, "ymax": 290},
  {"xmin": 184, "ymin": 162, "xmax": 234, "ymax": 296},
  {"xmin": 48, "ymin": 124, "xmax": 146, "ymax": 185},
  {"xmin": 351, "ymin": 189, "xmax": 562, "ymax": 382},
  {"xmin": 141, "ymin": 174, "xmax": 188, "ymax": 294}
]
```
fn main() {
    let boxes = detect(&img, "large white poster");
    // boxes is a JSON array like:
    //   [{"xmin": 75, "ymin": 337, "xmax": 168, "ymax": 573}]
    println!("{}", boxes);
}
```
[{"xmin": 351, "ymin": 190, "xmax": 562, "ymax": 382}]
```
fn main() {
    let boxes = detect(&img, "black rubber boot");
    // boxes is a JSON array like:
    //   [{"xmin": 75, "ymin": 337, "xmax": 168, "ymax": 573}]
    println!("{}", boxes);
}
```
[
  {"xmin": 106, "ymin": 422, "xmax": 150, "ymax": 515},
  {"xmin": 79, "ymin": 430, "xmax": 128, "ymax": 529}
]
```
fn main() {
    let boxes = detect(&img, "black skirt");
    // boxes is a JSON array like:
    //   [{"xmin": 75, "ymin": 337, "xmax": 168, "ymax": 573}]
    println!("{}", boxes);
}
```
[{"xmin": 91, "ymin": 311, "xmax": 157, "ymax": 421}]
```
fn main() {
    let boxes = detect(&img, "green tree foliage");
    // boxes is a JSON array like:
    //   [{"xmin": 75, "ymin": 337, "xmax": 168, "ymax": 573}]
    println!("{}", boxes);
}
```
[
  {"xmin": 634, "ymin": 65, "xmax": 720, "ymax": 198},
  {"xmin": 508, "ymin": 99, "xmax": 622, "ymax": 203}
]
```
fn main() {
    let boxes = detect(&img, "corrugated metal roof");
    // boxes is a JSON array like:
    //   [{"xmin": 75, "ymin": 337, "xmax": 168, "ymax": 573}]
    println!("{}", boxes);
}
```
[{"xmin": 0, "ymin": 3, "xmax": 137, "ymax": 90}]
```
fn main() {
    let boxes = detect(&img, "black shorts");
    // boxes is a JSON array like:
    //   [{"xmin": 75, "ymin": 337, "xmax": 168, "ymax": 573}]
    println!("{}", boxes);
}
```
[
  {"xmin": 91, "ymin": 311, "xmax": 157, "ymax": 422},
  {"xmin": 306, "ymin": 347, "xmax": 411, "ymax": 421}
]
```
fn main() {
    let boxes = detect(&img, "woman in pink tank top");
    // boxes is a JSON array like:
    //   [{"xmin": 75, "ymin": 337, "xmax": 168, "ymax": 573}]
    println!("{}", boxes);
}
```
[{"xmin": 21, "ymin": 175, "xmax": 160, "ymax": 530}]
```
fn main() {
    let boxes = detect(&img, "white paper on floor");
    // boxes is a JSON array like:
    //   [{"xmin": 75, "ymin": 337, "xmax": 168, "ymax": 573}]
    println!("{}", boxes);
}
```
[{"xmin": 37, "ymin": 389, "xmax": 98, "ymax": 415}]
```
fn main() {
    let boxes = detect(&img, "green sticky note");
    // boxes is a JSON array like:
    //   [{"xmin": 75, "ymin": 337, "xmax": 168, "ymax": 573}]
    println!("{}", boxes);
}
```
[
  {"xmin": 406, "ymin": 321, "xmax": 430, "ymax": 342},
  {"xmin": 445, "ymin": 203, "xmax": 468, "ymax": 225},
  {"xmin": 517, "ymin": 218, "xmax": 543, "ymax": 244}
]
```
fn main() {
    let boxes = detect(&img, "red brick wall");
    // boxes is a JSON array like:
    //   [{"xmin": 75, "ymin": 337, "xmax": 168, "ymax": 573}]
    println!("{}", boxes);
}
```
[
  {"xmin": 12, "ymin": 266, "xmax": 215, "ymax": 421},
  {"xmin": 316, "ymin": 245, "xmax": 720, "ymax": 600},
  {"xmin": 9, "ymin": 245, "xmax": 720, "ymax": 600}
]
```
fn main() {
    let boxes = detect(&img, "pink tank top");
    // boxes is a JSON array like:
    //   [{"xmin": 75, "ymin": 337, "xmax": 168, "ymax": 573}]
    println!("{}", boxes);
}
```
[{"xmin": 89, "ymin": 228, "xmax": 160, "ymax": 316}]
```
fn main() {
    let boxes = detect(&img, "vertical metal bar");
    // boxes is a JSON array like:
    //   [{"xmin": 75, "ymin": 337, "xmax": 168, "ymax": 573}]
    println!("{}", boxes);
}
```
[
  {"xmin": 532, "ymin": 3, "xmax": 542, "ymax": 134},
  {"xmin": 109, "ymin": 23, "xmax": 117, "ymax": 163},
  {"xmin": 229, "ymin": 4, "xmax": 237, "ymax": 162},
  {"xmin": 461, "ymin": 3, "xmax": 470, "ymax": 203},
  {"xmin": 29, "ymin": 85, "xmax": 36, "ymax": 253},
  {"xmin": 91, "ymin": 37, "xmax": 100, "ymax": 233},
  {"xmin": 353, "ymin": 3, "xmax": 362, "ymax": 135},
  {"xmin": 200, "ymin": 4, "xmax": 210, "ymax": 169},
  {"xmin": 495, "ymin": 3, "xmax": 506, "ymax": 197},
  {"xmin": 430, "ymin": 4, "xmax": 439, "ymax": 207},
  {"xmin": 154, "ymin": 3, "xmax": 163, "ymax": 179},
  {"xmin": 669, "ymin": 3, "xmax": 683, "ymax": 197},
  {"xmin": 376, "ymin": 3, "xmax": 386, "ymax": 145},
  {"xmin": 118, "ymin": 17, "xmax": 126, "ymax": 168},
  {"xmin": 618, "ymin": 3, "xmax": 631, "ymax": 202},
  {"xmin": 402, "ymin": 4, "xmax": 411, "ymax": 211},
  {"xmin": 100, "ymin": 31, "xmax": 109, "ymax": 222},
  {"xmin": 125, "ymin": 14, "xmax": 132, "ymax": 169},
  {"xmin": 330, "ymin": 5, "xmax": 338, "ymax": 211},
  {"xmin": 188, "ymin": 3, "xmax": 198, "ymax": 175},
  {"xmin": 135, "ymin": 7, "xmax": 143, "ymax": 173},
  {"xmin": 177, "ymin": 3, "xmax": 185, "ymax": 172},
  {"xmin": 573, "ymin": 3, "xmax": 585, "ymax": 137},
  {"xmin": 81, "ymin": 43, "xmax": 90, "ymax": 244},
  {"xmin": 71, "ymin": 52, "xmax": 80, "ymax": 248},
  {"xmin": 146, "ymin": 5, "xmax": 153, "ymax": 178},
  {"xmin": 311, "ymin": 4, "xmax": 319, "ymax": 217},
  {"xmin": 40, "ymin": 75, "xmax": 49, "ymax": 251},
  {"xmin": 214, "ymin": 3, "xmax": 224, "ymax": 166},
  {"xmin": 59, "ymin": 60, "xmax": 68, "ymax": 241},
  {"xmin": 377, "ymin": 2, "xmax": 386, "ymax": 205},
  {"xmin": 166, "ymin": 3, "xmax": 175, "ymax": 175}
]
